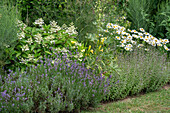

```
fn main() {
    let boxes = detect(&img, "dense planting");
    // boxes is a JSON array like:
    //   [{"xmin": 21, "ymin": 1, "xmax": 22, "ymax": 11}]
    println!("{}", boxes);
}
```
[
  {"xmin": 0, "ymin": 53, "xmax": 111, "ymax": 112},
  {"xmin": 0, "ymin": 0, "xmax": 169, "ymax": 112},
  {"xmin": 5, "ymin": 19, "xmax": 85, "ymax": 71}
]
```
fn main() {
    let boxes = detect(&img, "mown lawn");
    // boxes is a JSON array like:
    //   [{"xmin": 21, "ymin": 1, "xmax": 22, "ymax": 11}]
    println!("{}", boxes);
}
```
[{"xmin": 82, "ymin": 84, "xmax": 170, "ymax": 113}]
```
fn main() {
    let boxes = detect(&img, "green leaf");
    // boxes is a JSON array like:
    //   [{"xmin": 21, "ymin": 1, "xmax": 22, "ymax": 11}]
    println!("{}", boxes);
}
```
[
  {"xmin": 5, "ymin": 60, "xmax": 11, "ymax": 64},
  {"xmin": 36, "ymin": 49, "xmax": 41, "ymax": 53},
  {"xmin": 45, "ymin": 51, "xmax": 52, "ymax": 55},
  {"xmin": 54, "ymin": 40, "xmax": 63, "ymax": 45},
  {"xmin": 16, "ymin": 52, "xmax": 21, "ymax": 57},
  {"xmin": 31, "ymin": 44, "xmax": 37, "ymax": 51},
  {"xmin": 34, "ymin": 58, "xmax": 39, "ymax": 63},
  {"xmin": 22, "ymin": 53, "xmax": 27, "ymax": 58},
  {"xmin": 43, "ymin": 33, "xmax": 50, "ymax": 36},
  {"xmin": 34, "ymin": 53, "xmax": 41, "ymax": 57},
  {"xmin": 158, "ymin": 32, "xmax": 164, "ymax": 37}
]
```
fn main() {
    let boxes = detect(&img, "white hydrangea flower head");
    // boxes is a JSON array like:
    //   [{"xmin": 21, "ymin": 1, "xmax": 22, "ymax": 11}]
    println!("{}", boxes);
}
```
[
  {"xmin": 22, "ymin": 44, "xmax": 29, "ymax": 51},
  {"xmin": 50, "ymin": 20, "xmax": 57, "ymax": 27},
  {"xmin": 65, "ymin": 23, "xmax": 78, "ymax": 35},
  {"xmin": 34, "ymin": 18, "xmax": 44, "ymax": 27},
  {"xmin": 17, "ymin": 31, "xmax": 25, "ymax": 39},
  {"xmin": 26, "ymin": 38, "xmax": 33, "ymax": 45},
  {"xmin": 34, "ymin": 33, "xmax": 43, "ymax": 44}
]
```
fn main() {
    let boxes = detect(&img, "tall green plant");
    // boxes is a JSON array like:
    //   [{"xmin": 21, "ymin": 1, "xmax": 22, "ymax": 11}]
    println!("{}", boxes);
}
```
[
  {"xmin": 151, "ymin": 0, "xmax": 170, "ymax": 39},
  {"xmin": 125, "ymin": 0, "xmax": 170, "ymax": 40},
  {"xmin": 125, "ymin": 0, "xmax": 154, "ymax": 31},
  {"xmin": 0, "ymin": 0, "xmax": 20, "ymax": 74}
]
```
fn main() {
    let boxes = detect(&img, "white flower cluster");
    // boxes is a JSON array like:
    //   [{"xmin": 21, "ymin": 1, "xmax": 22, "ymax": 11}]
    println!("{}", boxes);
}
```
[
  {"xmin": 45, "ymin": 35, "xmax": 55, "ymax": 41},
  {"xmin": 105, "ymin": 23, "xmax": 170, "ymax": 51},
  {"xmin": 64, "ymin": 22, "xmax": 78, "ymax": 35},
  {"xmin": 17, "ymin": 19, "xmax": 27, "ymax": 30},
  {"xmin": 21, "ymin": 44, "xmax": 29, "ymax": 51},
  {"xmin": 26, "ymin": 38, "xmax": 33, "ymax": 45},
  {"xmin": 34, "ymin": 18, "xmax": 44, "ymax": 27},
  {"xmin": 34, "ymin": 33, "xmax": 43, "ymax": 44},
  {"xmin": 17, "ymin": 31, "xmax": 25, "ymax": 40},
  {"xmin": 50, "ymin": 20, "xmax": 61, "ymax": 33},
  {"xmin": 20, "ymin": 54, "xmax": 34, "ymax": 64}
]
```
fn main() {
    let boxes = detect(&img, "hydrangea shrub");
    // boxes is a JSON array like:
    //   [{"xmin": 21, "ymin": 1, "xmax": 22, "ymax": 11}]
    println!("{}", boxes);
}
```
[{"xmin": 4, "ymin": 18, "xmax": 86, "ymax": 71}]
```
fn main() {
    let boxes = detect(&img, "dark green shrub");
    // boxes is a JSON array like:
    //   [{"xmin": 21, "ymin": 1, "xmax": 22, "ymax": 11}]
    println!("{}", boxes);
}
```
[{"xmin": 14, "ymin": 0, "xmax": 99, "ymax": 42}]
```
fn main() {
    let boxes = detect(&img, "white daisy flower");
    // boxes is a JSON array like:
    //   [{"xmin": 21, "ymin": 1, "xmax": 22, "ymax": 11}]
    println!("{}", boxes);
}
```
[
  {"xmin": 140, "ymin": 28, "xmax": 145, "ymax": 32},
  {"xmin": 137, "ymin": 44, "xmax": 144, "ymax": 48},
  {"xmin": 131, "ymin": 40, "xmax": 137, "ymax": 45},
  {"xmin": 145, "ymin": 48, "xmax": 149, "ymax": 51},
  {"xmin": 120, "ymin": 39, "xmax": 126, "ymax": 43},
  {"xmin": 144, "ymin": 32, "xmax": 150, "ymax": 35},
  {"xmin": 127, "ymin": 36, "xmax": 133, "ymax": 40},
  {"xmin": 164, "ymin": 45, "xmax": 170, "ymax": 51},
  {"xmin": 163, "ymin": 39, "xmax": 169, "ymax": 44},
  {"xmin": 138, "ymin": 32, "xmax": 143, "ymax": 36},
  {"xmin": 116, "ymin": 30, "xmax": 121, "ymax": 35},
  {"xmin": 151, "ymin": 42, "xmax": 156, "ymax": 46},
  {"xmin": 131, "ymin": 30, "xmax": 138, "ymax": 33},
  {"xmin": 126, "ymin": 44, "xmax": 133, "ymax": 48},
  {"xmin": 139, "ymin": 36, "xmax": 144, "ymax": 40},
  {"xmin": 120, "ymin": 43, "xmax": 125, "ymax": 47},
  {"xmin": 115, "ymin": 36, "xmax": 121, "ymax": 40},
  {"xmin": 157, "ymin": 43, "xmax": 162, "ymax": 47}
]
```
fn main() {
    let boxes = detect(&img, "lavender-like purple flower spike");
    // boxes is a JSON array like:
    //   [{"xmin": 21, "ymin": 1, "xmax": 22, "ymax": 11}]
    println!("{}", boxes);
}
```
[{"xmin": 1, "ymin": 90, "xmax": 7, "ymax": 97}]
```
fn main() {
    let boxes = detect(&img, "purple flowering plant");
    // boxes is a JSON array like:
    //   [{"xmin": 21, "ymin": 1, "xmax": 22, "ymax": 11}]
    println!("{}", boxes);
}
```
[{"xmin": 0, "ymin": 52, "xmax": 110, "ymax": 112}]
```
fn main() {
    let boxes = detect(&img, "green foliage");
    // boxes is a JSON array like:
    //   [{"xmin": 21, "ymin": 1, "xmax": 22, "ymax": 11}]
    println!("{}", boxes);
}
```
[
  {"xmin": 107, "ymin": 48, "xmax": 169, "ymax": 100},
  {"xmin": 125, "ymin": 0, "xmax": 170, "ymax": 40},
  {"xmin": 101, "ymin": 0, "xmax": 131, "ymax": 29},
  {"xmin": 125, "ymin": 0, "xmax": 153, "ymax": 31},
  {"xmin": 15, "ymin": 0, "xmax": 67, "ymax": 25},
  {"xmin": 151, "ymin": 0, "xmax": 170, "ymax": 39},
  {"xmin": 13, "ymin": 0, "xmax": 99, "ymax": 42},
  {"xmin": 5, "ymin": 19, "xmax": 86, "ymax": 71},
  {"xmin": 0, "ymin": 0, "xmax": 20, "ymax": 74}
]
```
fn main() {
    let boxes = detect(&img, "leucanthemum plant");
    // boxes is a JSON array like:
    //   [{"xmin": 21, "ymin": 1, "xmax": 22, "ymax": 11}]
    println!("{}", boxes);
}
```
[
  {"xmin": 5, "ymin": 18, "xmax": 86, "ymax": 71},
  {"xmin": 103, "ymin": 23, "xmax": 169, "ymax": 52}
]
